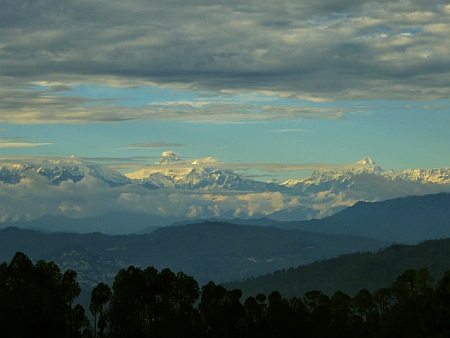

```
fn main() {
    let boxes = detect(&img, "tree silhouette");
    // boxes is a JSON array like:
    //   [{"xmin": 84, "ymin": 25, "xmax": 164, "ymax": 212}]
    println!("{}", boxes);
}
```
[
  {"xmin": 304, "ymin": 290, "xmax": 331, "ymax": 337},
  {"xmin": 0, "ymin": 252, "xmax": 85, "ymax": 338},
  {"xmin": 329, "ymin": 291, "xmax": 352, "ymax": 337},
  {"xmin": 420, "ymin": 270, "xmax": 450, "ymax": 337},
  {"xmin": 90, "ymin": 282, "xmax": 112, "ymax": 338},
  {"xmin": 63, "ymin": 269, "xmax": 81, "ymax": 336},
  {"xmin": 3, "ymin": 252, "xmax": 450, "ymax": 338},
  {"xmin": 199, "ymin": 281, "xmax": 228, "ymax": 338}
]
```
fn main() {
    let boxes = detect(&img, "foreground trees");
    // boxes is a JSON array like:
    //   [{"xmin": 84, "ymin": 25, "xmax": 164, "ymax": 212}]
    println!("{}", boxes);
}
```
[
  {"xmin": 105, "ymin": 266, "xmax": 201, "ymax": 337},
  {"xmin": 1, "ymin": 252, "xmax": 450, "ymax": 337},
  {"xmin": 0, "ymin": 252, "xmax": 88, "ymax": 338},
  {"xmin": 94, "ymin": 266, "xmax": 447, "ymax": 338}
]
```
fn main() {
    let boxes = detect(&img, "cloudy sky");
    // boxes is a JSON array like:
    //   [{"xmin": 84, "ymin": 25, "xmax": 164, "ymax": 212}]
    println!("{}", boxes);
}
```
[{"xmin": 1, "ymin": 0, "xmax": 450, "ymax": 182}]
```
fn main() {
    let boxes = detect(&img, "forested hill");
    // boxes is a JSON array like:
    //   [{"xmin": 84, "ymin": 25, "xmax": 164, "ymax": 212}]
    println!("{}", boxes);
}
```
[
  {"xmin": 0, "ymin": 222, "xmax": 386, "ymax": 286},
  {"xmin": 224, "ymin": 238, "xmax": 450, "ymax": 298},
  {"xmin": 278, "ymin": 193, "xmax": 450, "ymax": 243}
]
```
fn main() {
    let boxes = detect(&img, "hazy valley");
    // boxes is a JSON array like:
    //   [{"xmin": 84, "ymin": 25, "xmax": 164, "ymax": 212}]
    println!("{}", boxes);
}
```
[{"xmin": 1, "ymin": 193, "xmax": 449, "ymax": 297}]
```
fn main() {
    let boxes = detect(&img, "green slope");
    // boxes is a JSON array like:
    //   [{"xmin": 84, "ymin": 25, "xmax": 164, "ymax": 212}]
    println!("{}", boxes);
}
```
[{"xmin": 224, "ymin": 238, "xmax": 450, "ymax": 297}]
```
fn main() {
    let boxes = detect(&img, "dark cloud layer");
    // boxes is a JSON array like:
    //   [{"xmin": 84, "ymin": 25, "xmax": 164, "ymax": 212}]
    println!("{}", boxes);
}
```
[{"xmin": 1, "ymin": 0, "xmax": 450, "ymax": 122}]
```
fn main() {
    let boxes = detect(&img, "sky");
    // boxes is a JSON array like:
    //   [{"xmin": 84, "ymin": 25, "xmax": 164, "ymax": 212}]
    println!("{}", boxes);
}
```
[{"xmin": 1, "ymin": 0, "xmax": 450, "ymax": 183}]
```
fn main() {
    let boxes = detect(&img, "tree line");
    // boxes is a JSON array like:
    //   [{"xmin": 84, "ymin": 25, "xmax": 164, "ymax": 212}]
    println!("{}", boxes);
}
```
[{"xmin": 1, "ymin": 252, "xmax": 449, "ymax": 337}]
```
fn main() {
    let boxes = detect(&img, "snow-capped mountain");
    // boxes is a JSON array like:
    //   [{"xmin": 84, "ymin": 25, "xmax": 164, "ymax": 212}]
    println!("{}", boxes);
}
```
[
  {"xmin": 265, "ymin": 157, "xmax": 450, "ymax": 220},
  {"xmin": 1, "ymin": 154, "xmax": 449, "ymax": 223},
  {"xmin": 0, "ymin": 158, "xmax": 132, "ymax": 187},
  {"xmin": 130, "ymin": 167, "xmax": 287, "ymax": 192},
  {"xmin": 282, "ymin": 157, "xmax": 383, "ymax": 188},
  {"xmin": 126, "ymin": 151, "xmax": 289, "ymax": 192},
  {"xmin": 393, "ymin": 168, "xmax": 450, "ymax": 184},
  {"xmin": 125, "ymin": 154, "xmax": 450, "ymax": 196},
  {"xmin": 3, "ymin": 155, "xmax": 450, "ymax": 197},
  {"xmin": 282, "ymin": 157, "xmax": 450, "ymax": 191}
]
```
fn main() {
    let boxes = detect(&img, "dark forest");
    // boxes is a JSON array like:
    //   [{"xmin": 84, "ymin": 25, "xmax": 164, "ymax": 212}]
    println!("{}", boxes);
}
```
[{"xmin": 1, "ymin": 252, "xmax": 449, "ymax": 338}]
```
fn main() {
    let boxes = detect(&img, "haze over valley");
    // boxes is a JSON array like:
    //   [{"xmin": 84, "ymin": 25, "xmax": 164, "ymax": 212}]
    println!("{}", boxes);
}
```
[{"xmin": 1, "ymin": 154, "xmax": 450, "ymax": 229}]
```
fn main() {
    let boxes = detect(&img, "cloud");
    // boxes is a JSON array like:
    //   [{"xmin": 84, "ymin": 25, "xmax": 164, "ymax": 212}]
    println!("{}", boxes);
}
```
[
  {"xmin": 0, "ymin": 139, "xmax": 52, "ymax": 148},
  {"xmin": 0, "ymin": 176, "xmax": 118, "ymax": 221},
  {"xmin": 0, "ymin": 94, "xmax": 351, "ymax": 124},
  {"xmin": 1, "ymin": 0, "xmax": 450, "ymax": 124},
  {"xmin": 0, "ymin": 173, "xmax": 293, "ymax": 221},
  {"xmin": 1, "ymin": 154, "xmax": 450, "ymax": 223},
  {"xmin": 0, "ymin": 142, "xmax": 52, "ymax": 148}
]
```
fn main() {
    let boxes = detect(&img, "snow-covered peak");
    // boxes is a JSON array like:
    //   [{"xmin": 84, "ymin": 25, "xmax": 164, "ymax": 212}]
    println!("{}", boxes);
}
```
[
  {"xmin": 158, "ymin": 151, "xmax": 181, "ymax": 164},
  {"xmin": 394, "ymin": 168, "xmax": 450, "ymax": 184},
  {"xmin": 191, "ymin": 157, "xmax": 219, "ymax": 165},
  {"xmin": 280, "ymin": 178, "xmax": 300, "ymax": 187},
  {"xmin": 0, "ymin": 157, "xmax": 131, "ymax": 187},
  {"xmin": 281, "ymin": 158, "xmax": 382, "ymax": 187},
  {"xmin": 128, "ymin": 154, "xmax": 221, "ymax": 180},
  {"xmin": 357, "ymin": 157, "xmax": 376, "ymax": 165}
]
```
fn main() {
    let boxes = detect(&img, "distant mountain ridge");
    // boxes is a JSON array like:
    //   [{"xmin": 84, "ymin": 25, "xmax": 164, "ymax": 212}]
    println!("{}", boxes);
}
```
[
  {"xmin": 281, "ymin": 158, "xmax": 450, "ymax": 191},
  {"xmin": 269, "ymin": 158, "xmax": 450, "ymax": 220},
  {"xmin": 2, "ymin": 156, "xmax": 449, "ymax": 193},
  {"xmin": 0, "ymin": 158, "xmax": 131, "ymax": 187},
  {"xmin": 192, "ymin": 193, "xmax": 450, "ymax": 244},
  {"xmin": 0, "ymin": 222, "xmax": 387, "ymax": 287},
  {"xmin": 2, "ymin": 191, "xmax": 450, "ymax": 305},
  {"xmin": 4, "ymin": 192, "xmax": 448, "ymax": 245},
  {"xmin": 1, "ymin": 155, "xmax": 450, "ymax": 222},
  {"xmin": 131, "ymin": 167, "xmax": 287, "ymax": 192},
  {"xmin": 285, "ymin": 193, "xmax": 450, "ymax": 243},
  {"xmin": 128, "ymin": 156, "xmax": 450, "ymax": 193}
]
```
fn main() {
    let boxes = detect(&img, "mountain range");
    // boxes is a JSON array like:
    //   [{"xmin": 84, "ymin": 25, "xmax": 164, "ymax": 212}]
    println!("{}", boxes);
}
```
[
  {"xmin": 288, "ymin": 193, "xmax": 450, "ymax": 243},
  {"xmin": 126, "ymin": 156, "xmax": 450, "ymax": 195},
  {"xmin": 1, "ymin": 155, "xmax": 449, "ymax": 222},
  {"xmin": 0, "ymin": 157, "xmax": 132, "ymax": 187},
  {"xmin": 230, "ymin": 193, "xmax": 450, "ymax": 244},
  {"xmin": 1, "ymin": 191, "xmax": 449, "ymax": 308},
  {"xmin": 2, "ymin": 156, "xmax": 450, "ymax": 193}
]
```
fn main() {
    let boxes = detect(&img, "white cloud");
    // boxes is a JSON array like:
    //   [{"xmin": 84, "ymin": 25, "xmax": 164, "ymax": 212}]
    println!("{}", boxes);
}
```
[
  {"xmin": 0, "ymin": 177, "xmax": 105, "ymax": 221},
  {"xmin": 1, "ymin": 161, "xmax": 450, "ymax": 223},
  {"xmin": 0, "ymin": 140, "xmax": 52, "ymax": 148}
]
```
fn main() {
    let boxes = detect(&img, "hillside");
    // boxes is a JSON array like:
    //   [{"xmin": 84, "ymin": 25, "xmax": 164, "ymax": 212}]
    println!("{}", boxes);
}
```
[
  {"xmin": 224, "ymin": 238, "xmax": 450, "ymax": 298},
  {"xmin": 284, "ymin": 193, "xmax": 450, "ymax": 243},
  {"xmin": 0, "ymin": 223, "xmax": 386, "ymax": 288}
]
